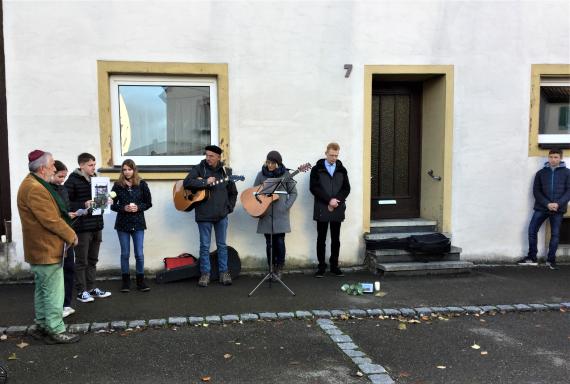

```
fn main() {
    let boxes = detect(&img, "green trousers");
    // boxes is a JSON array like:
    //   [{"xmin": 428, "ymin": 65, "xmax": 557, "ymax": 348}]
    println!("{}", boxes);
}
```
[{"xmin": 30, "ymin": 263, "xmax": 65, "ymax": 334}]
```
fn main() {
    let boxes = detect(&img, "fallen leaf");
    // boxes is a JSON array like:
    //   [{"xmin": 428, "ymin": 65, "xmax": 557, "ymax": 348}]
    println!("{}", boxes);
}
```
[
  {"xmin": 223, "ymin": 353, "xmax": 232, "ymax": 359},
  {"xmin": 202, "ymin": 324, "xmax": 209, "ymax": 328},
  {"xmin": 560, "ymin": 308, "xmax": 566, "ymax": 313},
  {"xmin": 374, "ymin": 291, "xmax": 387, "ymax": 297},
  {"xmin": 339, "ymin": 314, "xmax": 349, "ymax": 320},
  {"xmin": 235, "ymin": 342, "xmax": 241, "ymax": 345},
  {"xmin": 8, "ymin": 353, "xmax": 17, "ymax": 360},
  {"xmin": 16, "ymin": 341, "xmax": 29, "ymax": 349},
  {"xmin": 471, "ymin": 344, "xmax": 481, "ymax": 350},
  {"xmin": 73, "ymin": 355, "xmax": 79, "ymax": 359},
  {"xmin": 479, "ymin": 319, "xmax": 486, "ymax": 323},
  {"xmin": 480, "ymin": 351, "xmax": 488, "ymax": 355},
  {"xmin": 0, "ymin": 335, "xmax": 7, "ymax": 341},
  {"xmin": 356, "ymin": 371, "xmax": 364, "ymax": 377},
  {"xmin": 398, "ymin": 371, "xmax": 411, "ymax": 378},
  {"xmin": 201, "ymin": 376, "xmax": 211, "ymax": 382},
  {"xmin": 397, "ymin": 323, "xmax": 407, "ymax": 330},
  {"xmin": 279, "ymin": 346, "xmax": 284, "ymax": 350},
  {"xmin": 436, "ymin": 365, "xmax": 446, "ymax": 369},
  {"xmin": 420, "ymin": 316, "xmax": 430, "ymax": 321}
]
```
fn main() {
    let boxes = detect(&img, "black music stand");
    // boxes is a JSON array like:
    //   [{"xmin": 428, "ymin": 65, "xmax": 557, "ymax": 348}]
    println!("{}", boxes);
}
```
[{"xmin": 248, "ymin": 177, "xmax": 296, "ymax": 297}]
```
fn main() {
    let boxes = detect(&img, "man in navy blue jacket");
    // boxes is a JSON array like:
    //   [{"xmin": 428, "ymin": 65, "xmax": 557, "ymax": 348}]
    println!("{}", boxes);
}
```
[{"xmin": 519, "ymin": 149, "xmax": 570, "ymax": 269}]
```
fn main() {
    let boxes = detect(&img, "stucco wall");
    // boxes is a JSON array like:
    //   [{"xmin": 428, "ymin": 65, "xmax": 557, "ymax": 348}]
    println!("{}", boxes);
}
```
[{"xmin": 4, "ymin": 0, "xmax": 570, "ymax": 272}]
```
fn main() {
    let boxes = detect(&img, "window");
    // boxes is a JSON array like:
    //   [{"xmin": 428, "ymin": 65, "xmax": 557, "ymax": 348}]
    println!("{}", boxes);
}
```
[
  {"xmin": 110, "ymin": 76, "xmax": 218, "ymax": 166},
  {"xmin": 97, "ymin": 61, "xmax": 229, "ymax": 179},
  {"xmin": 537, "ymin": 77, "xmax": 570, "ymax": 146}
]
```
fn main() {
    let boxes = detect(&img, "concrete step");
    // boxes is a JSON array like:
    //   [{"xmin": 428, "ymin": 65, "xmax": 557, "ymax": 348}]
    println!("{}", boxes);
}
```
[
  {"xmin": 367, "ymin": 246, "xmax": 462, "ymax": 263},
  {"xmin": 375, "ymin": 261, "xmax": 475, "ymax": 276},
  {"xmin": 370, "ymin": 218, "xmax": 438, "ymax": 234},
  {"xmin": 364, "ymin": 231, "xmax": 450, "ymax": 242}
]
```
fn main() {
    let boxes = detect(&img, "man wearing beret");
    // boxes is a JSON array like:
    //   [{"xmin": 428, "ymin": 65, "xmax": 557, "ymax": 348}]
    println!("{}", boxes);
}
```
[
  {"xmin": 17, "ymin": 150, "xmax": 80, "ymax": 344},
  {"xmin": 183, "ymin": 145, "xmax": 238, "ymax": 287}
]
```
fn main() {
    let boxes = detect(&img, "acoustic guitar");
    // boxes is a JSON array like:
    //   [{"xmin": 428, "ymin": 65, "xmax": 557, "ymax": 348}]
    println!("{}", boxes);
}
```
[
  {"xmin": 241, "ymin": 163, "xmax": 312, "ymax": 218},
  {"xmin": 173, "ymin": 175, "xmax": 245, "ymax": 212}
]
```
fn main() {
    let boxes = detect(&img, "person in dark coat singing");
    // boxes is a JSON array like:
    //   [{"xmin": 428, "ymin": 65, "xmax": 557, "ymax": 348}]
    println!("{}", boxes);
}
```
[{"xmin": 310, "ymin": 142, "xmax": 351, "ymax": 277}]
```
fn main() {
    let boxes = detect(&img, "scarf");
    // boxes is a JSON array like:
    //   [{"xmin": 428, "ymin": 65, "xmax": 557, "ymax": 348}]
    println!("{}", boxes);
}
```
[
  {"xmin": 261, "ymin": 164, "xmax": 286, "ymax": 178},
  {"xmin": 31, "ymin": 173, "xmax": 73, "ymax": 226}
]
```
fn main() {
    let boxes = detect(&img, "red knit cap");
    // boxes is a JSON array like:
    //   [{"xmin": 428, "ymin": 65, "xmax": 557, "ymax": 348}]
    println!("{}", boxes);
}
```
[{"xmin": 28, "ymin": 149, "xmax": 45, "ymax": 162}]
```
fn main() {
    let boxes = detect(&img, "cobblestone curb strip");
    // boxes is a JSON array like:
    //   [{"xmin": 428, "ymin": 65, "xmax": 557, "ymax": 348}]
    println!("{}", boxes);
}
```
[
  {"xmin": 316, "ymin": 319, "xmax": 394, "ymax": 384},
  {"xmin": 1, "ymin": 302, "xmax": 568, "ymax": 338}
]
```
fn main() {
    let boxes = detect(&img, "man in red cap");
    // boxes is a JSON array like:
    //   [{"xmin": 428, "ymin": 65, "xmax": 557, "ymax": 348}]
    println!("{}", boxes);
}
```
[{"xmin": 17, "ymin": 149, "xmax": 80, "ymax": 344}]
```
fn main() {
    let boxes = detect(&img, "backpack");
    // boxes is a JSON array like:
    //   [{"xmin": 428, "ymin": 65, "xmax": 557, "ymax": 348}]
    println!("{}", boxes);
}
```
[{"xmin": 408, "ymin": 233, "xmax": 451, "ymax": 254}]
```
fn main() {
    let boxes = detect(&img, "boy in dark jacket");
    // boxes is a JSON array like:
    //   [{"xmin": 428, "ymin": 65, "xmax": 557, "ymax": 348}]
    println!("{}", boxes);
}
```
[
  {"xmin": 183, "ymin": 145, "xmax": 238, "ymax": 287},
  {"xmin": 64, "ymin": 153, "xmax": 112, "ymax": 302},
  {"xmin": 310, "ymin": 142, "xmax": 351, "ymax": 277},
  {"xmin": 519, "ymin": 149, "xmax": 570, "ymax": 269}
]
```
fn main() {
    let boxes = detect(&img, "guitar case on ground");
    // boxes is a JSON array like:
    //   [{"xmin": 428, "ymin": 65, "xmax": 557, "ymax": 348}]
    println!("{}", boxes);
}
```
[{"xmin": 155, "ymin": 246, "xmax": 241, "ymax": 284}]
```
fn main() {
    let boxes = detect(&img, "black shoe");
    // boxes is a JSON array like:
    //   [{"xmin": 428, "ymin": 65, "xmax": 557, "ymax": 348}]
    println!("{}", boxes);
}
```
[
  {"xmin": 546, "ymin": 261, "xmax": 559, "ymax": 270},
  {"xmin": 517, "ymin": 257, "xmax": 538, "ymax": 266},
  {"xmin": 330, "ymin": 267, "xmax": 344, "ymax": 277},
  {"xmin": 136, "ymin": 274, "xmax": 151, "ymax": 292},
  {"xmin": 28, "ymin": 325, "xmax": 48, "ymax": 341},
  {"xmin": 121, "ymin": 274, "xmax": 130, "ymax": 293},
  {"xmin": 314, "ymin": 269, "xmax": 326, "ymax": 278},
  {"xmin": 44, "ymin": 332, "xmax": 80, "ymax": 345}
]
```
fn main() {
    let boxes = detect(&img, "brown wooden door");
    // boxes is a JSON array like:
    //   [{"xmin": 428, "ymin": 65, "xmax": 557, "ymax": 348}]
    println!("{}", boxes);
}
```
[{"xmin": 371, "ymin": 82, "xmax": 421, "ymax": 219}]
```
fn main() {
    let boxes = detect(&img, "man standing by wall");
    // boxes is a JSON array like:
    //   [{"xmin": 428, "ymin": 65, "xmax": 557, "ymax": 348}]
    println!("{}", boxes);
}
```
[
  {"xmin": 310, "ymin": 142, "xmax": 351, "ymax": 277},
  {"xmin": 519, "ymin": 149, "xmax": 570, "ymax": 269},
  {"xmin": 65, "ymin": 153, "xmax": 111, "ymax": 302},
  {"xmin": 183, "ymin": 145, "xmax": 238, "ymax": 287},
  {"xmin": 17, "ymin": 149, "xmax": 79, "ymax": 344}
]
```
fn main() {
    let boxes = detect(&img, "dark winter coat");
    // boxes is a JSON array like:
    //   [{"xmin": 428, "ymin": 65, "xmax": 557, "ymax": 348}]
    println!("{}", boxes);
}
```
[
  {"xmin": 52, "ymin": 184, "xmax": 71, "ymax": 211},
  {"xmin": 533, "ymin": 161, "xmax": 570, "ymax": 213},
  {"xmin": 64, "ymin": 169, "xmax": 104, "ymax": 233},
  {"xmin": 183, "ymin": 160, "xmax": 238, "ymax": 222},
  {"xmin": 253, "ymin": 167, "xmax": 298, "ymax": 234},
  {"xmin": 110, "ymin": 180, "xmax": 152, "ymax": 232},
  {"xmin": 310, "ymin": 159, "xmax": 351, "ymax": 222}
]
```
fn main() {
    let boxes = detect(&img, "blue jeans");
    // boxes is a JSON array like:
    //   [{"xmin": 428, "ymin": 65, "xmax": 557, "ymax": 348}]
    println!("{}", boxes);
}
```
[
  {"xmin": 117, "ymin": 230, "xmax": 145, "ymax": 274},
  {"xmin": 197, "ymin": 217, "xmax": 228, "ymax": 275},
  {"xmin": 527, "ymin": 210, "xmax": 563, "ymax": 262}
]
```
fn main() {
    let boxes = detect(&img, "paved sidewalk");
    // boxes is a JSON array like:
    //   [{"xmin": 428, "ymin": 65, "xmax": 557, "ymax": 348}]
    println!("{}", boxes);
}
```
[{"xmin": 1, "ymin": 266, "xmax": 569, "ymax": 328}]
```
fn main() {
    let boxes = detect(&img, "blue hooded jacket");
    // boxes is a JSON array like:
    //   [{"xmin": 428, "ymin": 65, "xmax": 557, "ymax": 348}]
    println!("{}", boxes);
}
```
[{"xmin": 533, "ymin": 161, "xmax": 570, "ymax": 213}]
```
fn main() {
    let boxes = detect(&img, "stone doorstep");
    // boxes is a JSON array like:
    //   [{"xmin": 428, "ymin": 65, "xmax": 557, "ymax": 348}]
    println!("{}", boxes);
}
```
[{"xmin": 377, "ymin": 261, "xmax": 475, "ymax": 272}]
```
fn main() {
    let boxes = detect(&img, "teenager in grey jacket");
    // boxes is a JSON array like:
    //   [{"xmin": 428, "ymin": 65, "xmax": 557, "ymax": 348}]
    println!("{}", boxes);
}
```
[{"xmin": 253, "ymin": 151, "xmax": 297, "ymax": 278}]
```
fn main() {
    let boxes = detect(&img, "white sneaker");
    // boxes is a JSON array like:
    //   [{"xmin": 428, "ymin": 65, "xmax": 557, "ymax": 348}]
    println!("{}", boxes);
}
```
[
  {"xmin": 62, "ymin": 307, "xmax": 76, "ymax": 318},
  {"xmin": 77, "ymin": 291, "xmax": 95, "ymax": 303},
  {"xmin": 90, "ymin": 288, "xmax": 112, "ymax": 299}
]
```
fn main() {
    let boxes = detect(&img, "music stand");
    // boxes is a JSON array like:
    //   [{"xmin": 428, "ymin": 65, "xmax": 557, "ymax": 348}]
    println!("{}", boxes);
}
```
[{"xmin": 248, "ymin": 176, "xmax": 296, "ymax": 297}]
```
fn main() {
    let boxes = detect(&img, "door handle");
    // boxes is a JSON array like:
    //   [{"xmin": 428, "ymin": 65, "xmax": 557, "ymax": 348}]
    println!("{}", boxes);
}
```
[{"xmin": 427, "ymin": 169, "xmax": 442, "ymax": 181}]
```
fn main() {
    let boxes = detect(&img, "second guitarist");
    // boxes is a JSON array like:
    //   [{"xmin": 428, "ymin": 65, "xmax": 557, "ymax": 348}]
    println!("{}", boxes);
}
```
[
  {"xmin": 183, "ymin": 145, "xmax": 238, "ymax": 287},
  {"xmin": 253, "ymin": 151, "xmax": 298, "ymax": 280}
]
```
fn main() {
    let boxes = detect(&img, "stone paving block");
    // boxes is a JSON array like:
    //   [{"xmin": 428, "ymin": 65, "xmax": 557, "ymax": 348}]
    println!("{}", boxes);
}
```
[
  {"xmin": 446, "ymin": 306, "xmax": 466, "ymax": 314},
  {"xmin": 369, "ymin": 374, "xmax": 395, "ymax": 384},
  {"xmin": 111, "ymin": 321, "xmax": 128, "ymax": 331},
  {"xmin": 68, "ymin": 323, "xmax": 90, "ymax": 334},
  {"xmin": 381, "ymin": 308, "xmax": 401, "ymax": 317},
  {"xmin": 168, "ymin": 317, "xmax": 188, "ymax": 326},
  {"xmin": 6, "ymin": 326, "xmax": 28, "ymax": 335},
  {"xmin": 560, "ymin": 302, "xmax": 570, "ymax": 309},
  {"xmin": 359, "ymin": 363, "xmax": 387, "ymax": 374},
  {"xmin": 399, "ymin": 308, "xmax": 417, "ymax": 317},
  {"xmin": 312, "ymin": 310, "xmax": 332, "ymax": 318},
  {"xmin": 90, "ymin": 322, "xmax": 109, "ymax": 332},
  {"xmin": 221, "ymin": 315, "xmax": 240, "ymax": 323},
  {"xmin": 367, "ymin": 309, "xmax": 383, "ymax": 316},
  {"xmin": 330, "ymin": 310, "xmax": 348, "ymax": 318},
  {"xmin": 316, "ymin": 318, "xmax": 334, "ymax": 325},
  {"xmin": 205, "ymin": 315, "xmax": 222, "ymax": 324},
  {"xmin": 331, "ymin": 334, "xmax": 352, "ymax": 343},
  {"xmin": 513, "ymin": 304, "xmax": 532, "ymax": 312},
  {"xmin": 324, "ymin": 328, "xmax": 342, "ymax": 336},
  {"xmin": 239, "ymin": 313, "xmax": 258, "ymax": 322},
  {"xmin": 148, "ymin": 319, "xmax": 167, "ymax": 327},
  {"xmin": 0, "ymin": 327, "xmax": 6, "ymax": 335},
  {"xmin": 480, "ymin": 305, "xmax": 498, "ymax": 313},
  {"xmin": 348, "ymin": 309, "xmax": 367, "ymax": 318},
  {"xmin": 496, "ymin": 305, "xmax": 516, "ymax": 312},
  {"xmin": 343, "ymin": 349, "xmax": 366, "ymax": 357},
  {"xmin": 414, "ymin": 307, "xmax": 432, "ymax": 316},
  {"xmin": 545, "ymin": 303, "xmax": 562, "ymax": 310},
  {"xmin": 430, "ymin": 307, "xmax": 450, "ymax": 314},
  {"xmin": 352, "ymin": 357, "xmax": 372, "ymax": 365},
  {"xmin": 188, "ymin": 316, "xmax": 205, "ymax": 325},
  {"xmin": 295, "ymin": 311, "xmax": 313, "ymax": 319},
  {"xmin": 337, "ymin": 342, "xmax": 358, "ymax": 350},
  {"xmin": 318, "ymin": 323, "xmax": 336, "ymax": 330},
  {"xmin": 277, "ymin": 312, "xmax": 295, "ymax": 320},
  {"xmin": 129, "ymin": 320, "xmax": 146, "ymax": 328},
  {"xmin": 528, "ymin": 304, "xmax": 548, "ymax": 311},
  {"xmin": 259, "ymin": 312, "xmax": 278, "ymax": 320},
  {"xmin": 462, "ymin": 306, "xmax": 483, "ymax": 314}
]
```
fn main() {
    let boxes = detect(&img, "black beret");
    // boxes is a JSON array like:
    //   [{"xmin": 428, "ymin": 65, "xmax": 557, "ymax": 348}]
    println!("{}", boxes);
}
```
[{"xmin": 205, "ymin": 145, "xmax": 223, "ymax": 155}]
